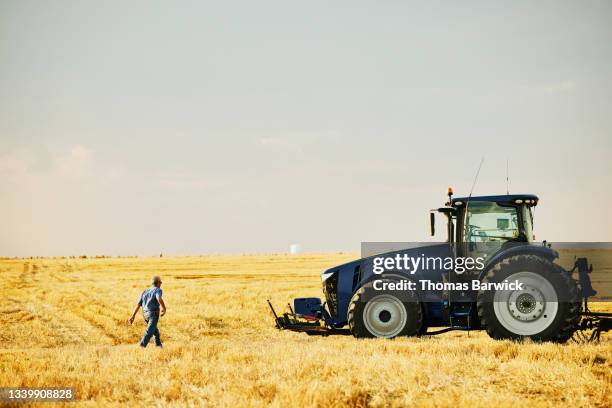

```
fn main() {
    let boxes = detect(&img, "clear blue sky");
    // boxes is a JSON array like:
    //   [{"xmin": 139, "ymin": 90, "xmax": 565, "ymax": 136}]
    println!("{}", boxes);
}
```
[{"xmin": 1, "ymin": 1, "xmax": 611, "ymax": 256}]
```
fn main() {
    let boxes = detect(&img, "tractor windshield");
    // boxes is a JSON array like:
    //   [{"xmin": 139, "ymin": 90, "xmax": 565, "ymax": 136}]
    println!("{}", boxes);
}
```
[{"xmin": 463, "ymin": 202, "xmax": 532, "ymax": 244}]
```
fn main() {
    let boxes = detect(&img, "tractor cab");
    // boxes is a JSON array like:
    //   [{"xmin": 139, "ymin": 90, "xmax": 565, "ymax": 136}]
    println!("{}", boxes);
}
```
[{"xmin": 431, "ymin": 189, "xmax": 538, "ymax": 259}]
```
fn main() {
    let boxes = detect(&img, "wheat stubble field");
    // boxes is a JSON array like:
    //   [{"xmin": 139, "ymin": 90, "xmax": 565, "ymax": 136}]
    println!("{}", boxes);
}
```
[{"xmin": 0, "ymin": 253, "xmax": 610, "ymax": 407}]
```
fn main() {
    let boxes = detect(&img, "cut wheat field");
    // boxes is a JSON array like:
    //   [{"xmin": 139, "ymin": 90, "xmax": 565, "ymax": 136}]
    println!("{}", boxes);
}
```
[{"xmin": 0, "ymin": 254, "xmax": 610, "ymax": 407}]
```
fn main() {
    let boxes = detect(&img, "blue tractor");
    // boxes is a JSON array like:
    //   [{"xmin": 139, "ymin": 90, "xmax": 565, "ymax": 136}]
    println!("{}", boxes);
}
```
[{"xmin": 268, "ymin": 189, "xmax": 611, "ymax": 342}]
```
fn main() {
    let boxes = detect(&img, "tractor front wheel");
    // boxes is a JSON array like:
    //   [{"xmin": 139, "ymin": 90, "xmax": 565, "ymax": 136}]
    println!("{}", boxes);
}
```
[{"xmin": 348, "ymin": 280, "xmax": 422, "ymax": 339}]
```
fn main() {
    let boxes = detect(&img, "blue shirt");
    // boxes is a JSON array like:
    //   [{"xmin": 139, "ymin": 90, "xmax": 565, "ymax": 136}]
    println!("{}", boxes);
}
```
[{"xmin": 138, "ymin": 286, "xmax": 163, "ymax": 311}]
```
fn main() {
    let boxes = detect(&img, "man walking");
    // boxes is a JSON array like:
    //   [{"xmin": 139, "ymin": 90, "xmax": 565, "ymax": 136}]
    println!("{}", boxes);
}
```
[{"xmin": 128, "ymin": 275, "xmax": 166, "ymax": 348}]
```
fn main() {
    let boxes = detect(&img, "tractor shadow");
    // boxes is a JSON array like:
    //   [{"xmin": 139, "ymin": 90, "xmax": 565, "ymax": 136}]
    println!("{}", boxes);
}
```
[{"xmin": 304, "ymin": 328, "xmax": 352, "ymax": 337}]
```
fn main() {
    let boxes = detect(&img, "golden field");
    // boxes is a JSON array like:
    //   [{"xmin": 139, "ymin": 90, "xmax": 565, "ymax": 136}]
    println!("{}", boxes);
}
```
[{"xmin": 0, "ymin": 253, "xmax": 610, "ymax": 407}]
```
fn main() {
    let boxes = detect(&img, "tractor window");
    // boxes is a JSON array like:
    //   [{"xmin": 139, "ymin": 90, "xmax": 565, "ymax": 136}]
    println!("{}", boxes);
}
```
[
  {"xmin": 464, "ymin": 202, "xmax": 520, "ymax": 245},
  {"xmin": 521, "ymin": 205, "xmax": 534, "ymax": 241}
]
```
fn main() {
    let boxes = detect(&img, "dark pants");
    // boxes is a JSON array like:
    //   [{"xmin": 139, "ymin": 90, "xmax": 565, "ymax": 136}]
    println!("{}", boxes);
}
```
[{"xmin": 140, "ymin": 310, "xmax": 162, "ymax": 347}]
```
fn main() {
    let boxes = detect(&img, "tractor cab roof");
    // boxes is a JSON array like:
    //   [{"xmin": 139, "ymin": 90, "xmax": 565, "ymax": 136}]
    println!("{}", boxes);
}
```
[{"xmin": 451, "ymin": 194, "xmax": 538, "ymax": 207}]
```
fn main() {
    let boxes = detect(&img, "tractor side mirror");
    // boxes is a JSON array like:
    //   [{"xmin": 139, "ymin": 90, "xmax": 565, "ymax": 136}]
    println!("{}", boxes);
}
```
[{"xmin": 430, "ymin": 212, "xmax": 435, "ymax": 236}]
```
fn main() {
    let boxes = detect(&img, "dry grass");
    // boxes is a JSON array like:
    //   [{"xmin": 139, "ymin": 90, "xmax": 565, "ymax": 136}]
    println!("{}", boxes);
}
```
[{"xmin": 0, "ymin": 254, "xmax": 610, "ymax": 407}]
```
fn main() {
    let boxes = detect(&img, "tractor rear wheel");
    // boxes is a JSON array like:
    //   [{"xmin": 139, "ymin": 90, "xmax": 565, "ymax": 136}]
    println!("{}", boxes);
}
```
[
  {"xmin": 477, "ymin": 254, "xmax": 580, "ymax": 343},
  {"xmin": 348, "ymin": 280, "xmax": 422, "ymax": 339}
]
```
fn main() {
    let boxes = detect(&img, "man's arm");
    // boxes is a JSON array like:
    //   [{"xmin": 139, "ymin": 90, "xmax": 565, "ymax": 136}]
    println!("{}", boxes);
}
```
[
  {"xmin": 157, "ymin": 293, "xmax": 166, "ymax": 317},
  {"xmin": 128, "ymin": 303, "xmax": 141, "ymax": 325}
]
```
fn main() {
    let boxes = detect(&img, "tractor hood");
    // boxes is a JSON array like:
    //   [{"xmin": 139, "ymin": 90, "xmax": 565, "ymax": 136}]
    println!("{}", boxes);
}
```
[{"xmin": 320, "ymin": 243, "xmax": 452, "ymax": 326}]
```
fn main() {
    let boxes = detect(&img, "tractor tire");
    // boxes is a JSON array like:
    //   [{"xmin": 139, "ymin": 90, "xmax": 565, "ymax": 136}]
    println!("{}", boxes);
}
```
[
  {"xmin": 417, "ymin": 303, "xmax": 429, "ymax": 336},
  {"xmin": 348, "ymin": 280, "xmax": 422, "ymax": 339},
  {"xmin": 476, "ymin": 254, "xmax": 580, "ymax": 343}
]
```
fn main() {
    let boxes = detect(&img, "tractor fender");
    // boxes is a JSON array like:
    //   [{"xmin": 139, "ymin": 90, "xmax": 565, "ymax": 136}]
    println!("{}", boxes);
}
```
[
  {"xmin": 350, "ymin": 273, "xmax": 424, "ymax": 318},
  {"xmin": 478, "ymin": 244, "xmax": 558, "ymax": 281},
  {"xmin": 357, "ymin": 273, "xmax": 422, "ymax": 297}
]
